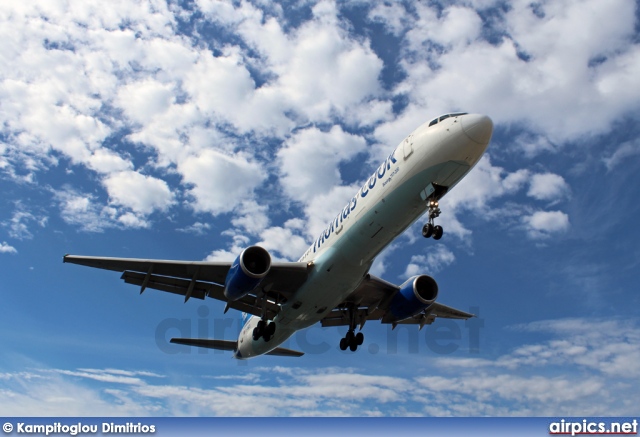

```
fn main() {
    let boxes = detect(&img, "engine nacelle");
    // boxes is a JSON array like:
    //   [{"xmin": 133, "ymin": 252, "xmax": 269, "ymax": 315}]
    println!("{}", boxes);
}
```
[
  {"xmin": 387, "ymin": 275, "xmax": 439, "ymax": 322},
  {"xmin": 224, "ymin": 246, "xmax": 271, "ymax": 301}
]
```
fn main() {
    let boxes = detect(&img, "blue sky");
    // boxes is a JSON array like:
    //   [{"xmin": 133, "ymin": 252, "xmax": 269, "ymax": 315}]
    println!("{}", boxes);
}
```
[{"xmin": 1, "ymin": 0, "xmax": 639, "ymax": 416}]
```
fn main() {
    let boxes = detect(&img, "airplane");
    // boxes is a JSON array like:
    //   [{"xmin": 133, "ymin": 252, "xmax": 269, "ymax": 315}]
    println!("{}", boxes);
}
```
[{"xmin": 64, "ymin": 112, "xmax": 493, "ymax": 359}]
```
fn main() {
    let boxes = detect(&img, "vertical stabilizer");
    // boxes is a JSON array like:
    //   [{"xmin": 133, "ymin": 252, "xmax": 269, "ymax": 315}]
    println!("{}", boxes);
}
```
[{"xmin": 241, "ymin": 312, "xmax": 251, "ymax": 328}]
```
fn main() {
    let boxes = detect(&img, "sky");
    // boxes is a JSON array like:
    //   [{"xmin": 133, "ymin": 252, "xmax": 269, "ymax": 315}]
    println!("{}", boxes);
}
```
[{"xmin": 1, "ymin": 0, "xmax": 639, "ymax": 417}]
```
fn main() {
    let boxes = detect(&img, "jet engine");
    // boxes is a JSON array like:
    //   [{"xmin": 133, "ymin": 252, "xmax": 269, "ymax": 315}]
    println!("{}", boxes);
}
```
[
  {"xmin": 387, "ymin": 275, "xmax": 438, "ymax": 322},
  {"xmin": 223, "ymin": 246, "xmax": 271, "ymax": 301}
]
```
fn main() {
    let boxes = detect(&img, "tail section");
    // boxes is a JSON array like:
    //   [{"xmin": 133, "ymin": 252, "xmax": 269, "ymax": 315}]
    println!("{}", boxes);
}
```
[{"xmin": 241, "ymin": 312, "xmax": 251, "ymax": 328}]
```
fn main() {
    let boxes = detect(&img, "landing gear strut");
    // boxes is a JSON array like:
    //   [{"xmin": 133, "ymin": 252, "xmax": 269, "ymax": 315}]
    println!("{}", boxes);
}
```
[
  {"xmin": 339, "ymin": 305, "xmax": 365, "ymax": 352},
  {"xmin": 252, "ymin": 291, "xmax": 276, "ymax": 342},
  {"xmin": 422, "ymin": 199, "xmax": 444, "ymax": 240}
]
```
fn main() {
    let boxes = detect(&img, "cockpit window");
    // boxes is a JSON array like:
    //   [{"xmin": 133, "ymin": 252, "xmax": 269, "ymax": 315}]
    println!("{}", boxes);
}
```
[{"xmin": 429, "ymin": 112, "xmax": 469, "ymax": 127}]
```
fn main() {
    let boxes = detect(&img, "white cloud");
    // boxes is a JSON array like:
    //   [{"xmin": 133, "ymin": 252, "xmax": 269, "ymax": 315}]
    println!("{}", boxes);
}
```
[
  {"xmin": 87, "ymin": 149, "xmax": 134, "ymax": 174},
  {"xmin": 407, "ymin": 5, "xmax": 483, "ymax": 49},
  {"xmin": 6, "ymin": 211, "xmax": 34, "ymax": 239},
  {"xmin": 367, "ymin": 2, "xmax": 409, "ymax": 37},
  {"xmin": 256, "ymin": 225, "xmax": 310, "ymax": 261},
  {"xmin": 53, "ymin": 188, "xmax": 152, "ymax": 231},
  {"xmin": 181, "ymin": 49, "xmax": 291, "ymax": 134},
  {"xmin": 179, "ymin": 150, "xmax": 266, "ymax": 216},
  {"xmin": 603, "ymin": 139, "xmax": 640, "ymax": 171},
  {"xmin": 204, "ymin": 249, "xmax": 237, "ymax": 262},
  {"xmin": 4, "ymin": 209, "xmax": 47, "ymax": 240},
  {"xmin": 403, "ymin": 244, "xmax": 455, "ymax": 278},
  {"xmin": 422, "ymin": 318, "xmax": 640, "ymax": 415},
  {"xmin": 0, "ymin": 0, "xmax": 635, "ymax": 271},
  {"xmin": 385, "ymin": 0, "xmax": 640, "ymax": 144},
  {"xmin": 513, "ymin": 132, "xmax": 557, "ymax": 157},
  {"xmin": 177, "ymin": 222, "xmax": 211, "ymax": 236},
  {"xmin": 278, "ymin": 126, "xmax": 366, "ymax": 204},
  {"xmin": 230, "ymin": 201, "xmax": 270, "ymax": 236},
  {"xmin": 435, "ymin": 156, "xmax": 531, "ymax": 238},
  {"xmin": 53, "ymin": 369, "xmax": 145, "ymax": 386},
  {"xmin": 204, "ymin": 230, "xmax": 251, "ymax": 262},
  {"xmin": 102, "ymin": 171, "xmax": 174, "ymax": 215},
  {"xmin": 527, "ymin": 173, "xmax": 570, "ymax": 201},
  {"xmin": 440, "ymin": 156, "xmax": 524, "ymax": 213},
  {"xmin": 117, "ymin": 212, "xmax": 150, "ymax": 229},
  {"xmin": 54, "ymin": 189, "xmax": 113, "ymax": 232},
  {"xmin": 117, "ymin": 80, "xmax": 175, "ymax": 124},
  {"xmin": 0, "ymin": 242, "xmax": 17, "ymax": 254},
  {"xmin": 2, "ymin": 317, "xmax": 638, "ymax": 416},
  {"xmin": 304, "ymin": 184, "xmax": 361, "ymax": 239},
  {"xmin": 345, "ymin": 99, "xmax": 394, "ymax": 128},
  {"xmin": 438, "ymin": 319, "xmax": 640, "ymax": 380},
  {"xmin": 0, "ymin": 372, "xmax": 153, "ymax": 417},
  {"xmin": 415, "ymin": 373, "xmax": 605, "ymax": 416},
  {"xmin": 199, "ymin": 0, "xmax": 384, "ymax": 125},
  {"xmin": 272, "ymin": 4, "xmax": 383, "ymax": 121},
  {"xmin": 524, "ymin": 210, "xmax": 570, "ymax": 239}
]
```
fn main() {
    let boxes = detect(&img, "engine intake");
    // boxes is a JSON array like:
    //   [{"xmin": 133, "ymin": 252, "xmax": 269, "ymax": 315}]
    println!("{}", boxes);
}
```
[
  {"xmin": 224, "ymin": 246, "xmax": 271, "ymax": 301},
  {"xmin": 387, "ymin": 275, "xmax": 439, "ymax": 323}
]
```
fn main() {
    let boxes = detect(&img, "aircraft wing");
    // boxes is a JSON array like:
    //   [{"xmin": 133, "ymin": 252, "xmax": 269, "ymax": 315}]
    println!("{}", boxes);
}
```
[
  {"xmin": 63, "ymin": 255, "xmax": 309, "ymax": 320},
  {"xmin": 320, "ymin": 274, "xmax": 474, "ymax": 329}
]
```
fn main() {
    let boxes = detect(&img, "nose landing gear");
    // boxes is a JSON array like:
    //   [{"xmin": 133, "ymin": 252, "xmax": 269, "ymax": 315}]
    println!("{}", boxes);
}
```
[{"xmin": 422, "ymin": 199, "xmax": 444, "ymax": 240}]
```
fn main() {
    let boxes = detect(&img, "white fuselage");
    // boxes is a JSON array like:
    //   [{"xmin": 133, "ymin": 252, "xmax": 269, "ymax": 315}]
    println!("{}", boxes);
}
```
[{"xmin": 235, "ymin": 113, "xmax": 492, "ymax": 358}]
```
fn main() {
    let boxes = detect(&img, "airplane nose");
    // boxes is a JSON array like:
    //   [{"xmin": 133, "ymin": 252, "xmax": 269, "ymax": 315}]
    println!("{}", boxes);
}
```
[{"xmin": 461, "ymin": 114, "xmax": 493, "ymax": 144}]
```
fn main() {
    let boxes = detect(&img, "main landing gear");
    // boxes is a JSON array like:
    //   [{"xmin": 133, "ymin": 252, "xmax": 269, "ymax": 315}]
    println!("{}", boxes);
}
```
[
  {"xmin": 339, "ymin": 304, "xmax": 364, "ymax": 352},
  {"xmin": 253, "ymin": 319, "xmax": 276, "ymax": 342},
  {"xmin": 252, "ymin": 291, "xmax": 276, "ymax": 342},
  {"xmin": 422, "ymin": 199, "xmax": 444, "ymax": 240},
  {"xmin": 340, "ymin": 330, "xmax": 364, "ymax": 352}
]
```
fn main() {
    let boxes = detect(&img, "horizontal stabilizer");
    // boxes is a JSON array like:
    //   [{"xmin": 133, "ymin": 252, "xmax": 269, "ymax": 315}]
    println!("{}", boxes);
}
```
[
  {"xmin": 170, "ymin": 338, "xmax": 304, "ymax": 357},
  {"xmin": 264, "ymin": 347, "xmax": 305, "ymax": 357},
  {"xmin": 170, "ymin": 338, "xmax": 237, "ymax": 351}
]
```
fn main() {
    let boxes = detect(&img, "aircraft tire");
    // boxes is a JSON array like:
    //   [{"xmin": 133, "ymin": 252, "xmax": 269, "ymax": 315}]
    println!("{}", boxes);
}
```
[
  {"xmin": 340, "ymin": 338, "xmax": 348, "ymax": 351},
  {"xmin": 355, "ymin": 332, "xmax": 364, "ymax": 346},
  {"xmin": 267, "ymin": 322, "xmax": 276, "ymax": 336},
  {"xmin": 433, "ymin": 225, "xmax": 443, "ymax": 240},
  {"xmin": 422, "ymin": 223, "xmax": 434, "ymax": 238},
  {"xmin": 345, "ymin": 330, "xmax": 354, "ymax": 344}
]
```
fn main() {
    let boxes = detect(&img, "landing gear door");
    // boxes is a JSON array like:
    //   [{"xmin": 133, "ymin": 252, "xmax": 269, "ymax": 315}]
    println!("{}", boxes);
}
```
[
  {"xmin": 403, "ymin": 134, "xmax": 414, "ymax": 159},
  {"xmin": 420, "ymin": 183, "xmax": 436, "ymax": 201},
  {"xmin": 420, "ymin": 182, "xmax": 449, "ymax": 201}
]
